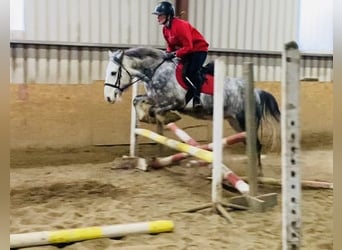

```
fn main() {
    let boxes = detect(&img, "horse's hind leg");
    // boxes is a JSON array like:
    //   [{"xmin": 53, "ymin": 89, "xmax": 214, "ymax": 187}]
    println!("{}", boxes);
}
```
[
  {"xmin": 254, "ymin": 110, "xmax": 264, "ymax": 176},
  {"xmin": 256, "ymin": 138, "xmax": 263, "ymax": 176},
  {"xmin": 226, "ymin": 115, "xmax": 243, "ymax": 133},
  {"xmin": 227, "ymin": 114, "xmax": 263, "ymax": 177}
]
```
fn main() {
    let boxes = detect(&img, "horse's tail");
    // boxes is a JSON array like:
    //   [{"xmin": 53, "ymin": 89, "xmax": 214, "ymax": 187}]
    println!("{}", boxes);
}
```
[
  {"xmin": 258, "ymin": 90, "xmax": 280, "ymax": 122},
  {"xmin": 257, "ymin": 90, "xmax": 281, "ymax": 151}
]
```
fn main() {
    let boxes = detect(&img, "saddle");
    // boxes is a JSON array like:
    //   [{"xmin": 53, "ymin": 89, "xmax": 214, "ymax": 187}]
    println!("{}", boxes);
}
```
[
  {"xmin": 175, "ymin": 61, "xmax": 215, "ymax": 97},
  {"xmin": 201, "ymin": 61, "xmax": 214, "ymax": 75}
]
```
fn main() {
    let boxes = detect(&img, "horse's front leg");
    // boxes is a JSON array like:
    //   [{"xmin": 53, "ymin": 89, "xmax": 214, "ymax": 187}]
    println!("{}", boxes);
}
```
[
  {"xmin": 133, "ymin": 95, "xmax": 158, "ymax": 123},
  {"xmin": 149, "ymin": 103, "xmax": 182, "ymax": 125},
  {"xmin": 134, "ymin": 96, "xmax": 182, "ymax": 125}
]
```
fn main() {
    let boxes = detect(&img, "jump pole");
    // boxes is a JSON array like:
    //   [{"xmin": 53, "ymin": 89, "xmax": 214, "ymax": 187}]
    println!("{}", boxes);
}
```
[
  {"xmin": 129, "ymin": 81, "xmax": 138, "ymax": 156},
  {"xmin": 149, "ymin": 123, "xmax": 245, "ymax": 168},
  {"xmin": 166, "ymin": 122, "xmax": 246, "ymax": 150},
  {"xmin": 148, "ymin": 132, "xmax": 246, "ymax": 168},
  {"xmin": 135, "ymin": 128, "xmax": 248, "ymax": 200},
  {"xmin": 281, "ymin": 41, "xmax": 301, "ymax": 249},
  {"xmin": 10, "ymin": 220, "xmax": 174, "ymax": 248},
  {"xmin": 135, "ymin": 128, "xmax": 213, "ymax": 162},
  {"xmin": 165, "ymin": 122, "xmax": 249, "ymax": 194}
]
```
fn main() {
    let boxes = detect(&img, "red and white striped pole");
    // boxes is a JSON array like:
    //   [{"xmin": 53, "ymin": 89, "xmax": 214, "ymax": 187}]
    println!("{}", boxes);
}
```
[
  {"xmin": 166, "ymin": 122, "xmax": 249, "ymax": 194},
  {"xmin": 204, "ymin": 132, "xmax": 246, "ymax": 150},
  {"xmin": 166, "ymin": 123, "xmax": 200, "ymax": 146},
  {"xmin": 149, "ymin": 124, "xmax": 245, "ymax": 168},
  {"xmin": 149, "ymin": 152, "xmax": 189, "ymax": 168}
]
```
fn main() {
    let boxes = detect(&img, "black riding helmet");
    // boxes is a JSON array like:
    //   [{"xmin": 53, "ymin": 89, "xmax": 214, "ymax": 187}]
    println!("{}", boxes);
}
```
[{"xmin": 152, "ymin": 1, "xmax": 175, "ymax": 17}]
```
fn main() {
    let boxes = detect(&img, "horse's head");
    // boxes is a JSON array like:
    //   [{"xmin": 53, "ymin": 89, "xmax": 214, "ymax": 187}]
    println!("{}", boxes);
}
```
[
  {"xmin": 104, "ymin": 50, "xmax": 129, "ymax": 103},
  {"xmin": 104, "ymin": 47, "xmax": 172, "ymax": 104}
]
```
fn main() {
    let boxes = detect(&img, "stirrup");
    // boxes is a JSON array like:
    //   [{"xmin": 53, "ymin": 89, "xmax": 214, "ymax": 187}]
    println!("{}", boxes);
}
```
[{"xmin": 193, "ymin": 98, "xmax": 203, "ymax": 111}]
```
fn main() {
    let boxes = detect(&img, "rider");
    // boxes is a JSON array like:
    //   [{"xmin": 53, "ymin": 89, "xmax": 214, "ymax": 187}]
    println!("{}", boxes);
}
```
[{"xmin": 152, "ymin": 1, "xmax": 209, "ymax": 111}]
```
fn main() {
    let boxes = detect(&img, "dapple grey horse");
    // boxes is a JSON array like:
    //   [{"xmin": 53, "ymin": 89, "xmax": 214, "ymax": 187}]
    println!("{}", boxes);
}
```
[{"xmin": 104, "ymin": 47, "xmax": 280, "ymax": 175}]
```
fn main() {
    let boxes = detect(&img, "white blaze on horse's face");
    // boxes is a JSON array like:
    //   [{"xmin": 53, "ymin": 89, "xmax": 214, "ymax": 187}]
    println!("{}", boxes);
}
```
[{"xmin": 104, "ymin": 50, "xmax": 124, "ymax": 103}]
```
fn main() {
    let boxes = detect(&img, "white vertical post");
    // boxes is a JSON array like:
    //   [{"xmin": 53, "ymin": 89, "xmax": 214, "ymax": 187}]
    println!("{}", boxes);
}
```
[
  {"xmin": 243, "ymin": 62, "xmax": 258, "ymax": 197},
  {"xmin": 129, "ymin": 82, "xmax": 138, "ymax": 157},
  {"xmin": 281, "ymin": 41, "xmax": 301, "ymax": 250},
  {"xmin": 212, "ymin": 58, "xmax": 225, "ymax": 203}
]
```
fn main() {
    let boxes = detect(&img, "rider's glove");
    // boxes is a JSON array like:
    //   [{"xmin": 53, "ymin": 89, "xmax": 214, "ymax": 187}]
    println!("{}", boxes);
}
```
[{"xmin": 164, "ymin": 52, "xmax": 176, "ymax": 60}]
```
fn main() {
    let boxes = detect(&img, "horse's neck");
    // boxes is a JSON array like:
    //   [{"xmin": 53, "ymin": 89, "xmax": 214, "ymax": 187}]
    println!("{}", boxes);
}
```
[
  {"xmin": 126, "ymin": 54, "xmax": 185, "ymax": 102},
  {"xmin": 140, "ymin": 62, "xmax": 184, "ymax": 102},
  {"xmin": 129, "ymin": 57, "xmax": 176, "ymax": 85},
  {"xmin": 150, "ymin": 62, "xmax": 178, "ymax": 87},
  {"xmin": 125, "ymin": 56, "xmax": 160, "ymax": 79}
]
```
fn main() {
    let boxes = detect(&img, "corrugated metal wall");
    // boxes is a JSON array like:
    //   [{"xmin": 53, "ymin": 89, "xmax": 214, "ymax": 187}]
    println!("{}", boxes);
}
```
[
  {"xmin": 189, "ymin": 0, "xmax": 298, "ymax": 51},
  {"xmin": 10, "ymin": 0, "xmax": 333, "ymax": 83},
  {"xmin": 11, "ymin": 0, "xmax": 166, "ymax": 45}
]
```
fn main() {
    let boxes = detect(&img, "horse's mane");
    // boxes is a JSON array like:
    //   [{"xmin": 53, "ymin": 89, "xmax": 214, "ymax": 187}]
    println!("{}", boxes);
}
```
[
  {"xmin": 124, "ymin": 47, "xmax": 165, "ymax": 70},
  {"xmin": 125, "ymin": 47, "xmax": 164, "ymax": 60}
]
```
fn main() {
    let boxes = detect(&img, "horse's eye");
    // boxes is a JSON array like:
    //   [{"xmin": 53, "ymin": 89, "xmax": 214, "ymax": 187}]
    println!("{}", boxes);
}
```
[{"xmin": 111, "ymin": 72, "xmax": 117, "ymax": 76}]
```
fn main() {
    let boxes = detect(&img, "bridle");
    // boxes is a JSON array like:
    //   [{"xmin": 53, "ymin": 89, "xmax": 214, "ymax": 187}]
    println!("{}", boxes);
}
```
[
  {"xmin": 104, "ymin": 53, "xmax": 141, "ymax": 92},
  {"xmin": 104, "ymin": 51, "xmax": 170, "ymax": 92}
]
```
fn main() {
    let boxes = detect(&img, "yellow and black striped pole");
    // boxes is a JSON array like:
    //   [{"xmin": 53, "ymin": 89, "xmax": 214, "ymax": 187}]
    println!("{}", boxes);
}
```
[
  {"xmin": 135, "ymin": 128, "xmax": 213, "ymax": 162},
  {"xmin": 10, "ymin": 220, "xmax": 174, "ymax": 248}
]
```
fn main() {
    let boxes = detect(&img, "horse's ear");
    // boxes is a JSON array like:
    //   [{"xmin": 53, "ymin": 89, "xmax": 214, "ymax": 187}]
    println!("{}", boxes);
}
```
[{"xmin": 108, "ymin": 50, "xmax": 114, "ymax": 58}]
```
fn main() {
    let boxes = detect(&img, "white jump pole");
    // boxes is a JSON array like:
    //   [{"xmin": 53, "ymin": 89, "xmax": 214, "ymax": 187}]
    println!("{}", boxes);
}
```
[
  {"xmin": 281, "ymin": 41, "xmax": 301, "ymax": 249},
  {"xmin": 212, "ymin": 57, "xmax": 226, "ymax": 203},
  {"xmin": 10, "ymin": 220, "xmax": 174, "ymax": 248},
  {"xmin": 129, "ymin": 82, "xmax": 138, "ymax": 156}
]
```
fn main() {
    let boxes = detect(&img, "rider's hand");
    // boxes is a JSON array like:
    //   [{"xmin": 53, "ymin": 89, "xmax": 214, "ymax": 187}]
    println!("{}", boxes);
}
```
[{"xmin": 164, "ymin": 52, "xmax": 176, "ymax": 60}]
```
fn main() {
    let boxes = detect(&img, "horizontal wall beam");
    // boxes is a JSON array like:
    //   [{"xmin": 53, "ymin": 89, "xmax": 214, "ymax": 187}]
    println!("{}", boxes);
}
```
[{"xmin": 10, "ymin": 40, "xmax": 333, "ymax": 59}]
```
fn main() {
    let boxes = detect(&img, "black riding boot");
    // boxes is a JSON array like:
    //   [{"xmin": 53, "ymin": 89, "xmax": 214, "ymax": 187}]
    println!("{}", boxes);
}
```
[{"xmin": 193, "ymin": 89, "xmax": 203, "ymax": 111}]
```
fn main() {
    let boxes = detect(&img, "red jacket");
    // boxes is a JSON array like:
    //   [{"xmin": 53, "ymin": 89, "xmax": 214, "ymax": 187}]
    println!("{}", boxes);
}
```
[{"xmin": 163, "ymin": 18, "xmax": 209, "ymax": 58}]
